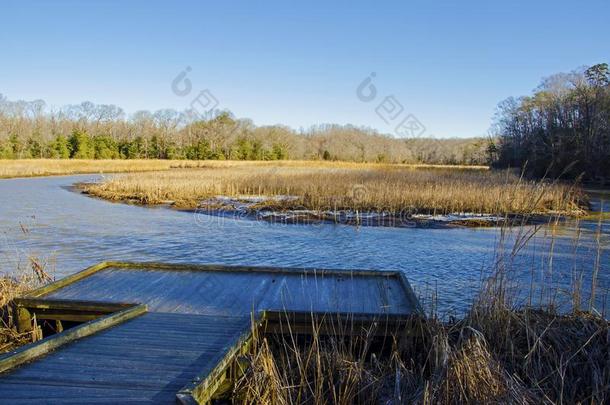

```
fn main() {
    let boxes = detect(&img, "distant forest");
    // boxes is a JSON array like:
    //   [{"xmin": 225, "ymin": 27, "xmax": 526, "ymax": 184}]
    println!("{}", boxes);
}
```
[
  {"xmin": 0, "ymin": 95, "xmax": 489, "ymax": 165},
  {"xmin": 3, "ymin": 63, "xmax": 608, "ymax": 180},
  {"xmin": 493, "ymin": 63, "xmax": 610, "ymax": 182}
]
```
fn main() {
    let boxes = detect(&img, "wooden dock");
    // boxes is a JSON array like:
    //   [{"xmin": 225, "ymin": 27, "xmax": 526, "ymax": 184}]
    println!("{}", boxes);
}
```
[{"xmin": 0, "ymin": 262, "xmax": 421, "ymax": 403}]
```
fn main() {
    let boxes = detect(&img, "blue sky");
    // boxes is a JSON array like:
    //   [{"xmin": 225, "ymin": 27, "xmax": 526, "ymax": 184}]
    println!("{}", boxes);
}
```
[{"xmin": 1, "ymin": 0, "xmax": 608, "ymax": 137}]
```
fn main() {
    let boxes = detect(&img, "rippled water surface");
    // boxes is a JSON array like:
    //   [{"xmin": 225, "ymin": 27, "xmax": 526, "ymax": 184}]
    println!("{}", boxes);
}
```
[{"xmin": 1, "ymin": 175, "xmax": 608, "ymax": 315}]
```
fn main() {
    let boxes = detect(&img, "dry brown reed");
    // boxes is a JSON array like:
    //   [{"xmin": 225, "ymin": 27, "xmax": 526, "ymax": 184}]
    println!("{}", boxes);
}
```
[
  {"xmin": 0, "ymin": 259, "xmax": 52, "ymax": 353},
  {"xmin": 83, "ymin": 162, "xmax": 584, "ymax": 216},
  {"xmin": 0, "ymin": 159, "xmax": 486, "ymax": 179},
  {"xmin": 0, "ymin": 222, "xmax": 54, "ymax": 353},
  {"xmin": 234, "ymin": 208, "xmax": 608, "ymax": 404},
  {"xmin": 235, "ymin": 297, "xmax": 608, "ymax": 404},
  {"xmin": 0, "ymin": 158, "xmax": 211, "ymax": 179}
]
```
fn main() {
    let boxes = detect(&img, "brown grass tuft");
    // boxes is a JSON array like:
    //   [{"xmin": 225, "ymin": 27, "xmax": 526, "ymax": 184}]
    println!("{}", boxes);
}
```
[{"xmin": 0, "ymin": 225, "xmax": 54, "ymax": 353}]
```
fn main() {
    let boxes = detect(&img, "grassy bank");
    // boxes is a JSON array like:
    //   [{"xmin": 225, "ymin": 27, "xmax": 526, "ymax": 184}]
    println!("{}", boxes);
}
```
[
  {"xmin": 0, "ymin": 159, "xmax": 212, "ymax": 179},
  {"xmin": 0, "ymin": 159, "xmax": 488, "ymax": 179},
  {"xmin": 82, "ymin": 161, "xmax": 584, "ymax": 217}
]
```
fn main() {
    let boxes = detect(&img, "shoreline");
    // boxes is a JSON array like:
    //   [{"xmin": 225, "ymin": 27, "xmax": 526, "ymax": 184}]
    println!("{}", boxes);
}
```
[{"xmin": 0, "ymin": 159, "xmax": 490, "ymax": 180}]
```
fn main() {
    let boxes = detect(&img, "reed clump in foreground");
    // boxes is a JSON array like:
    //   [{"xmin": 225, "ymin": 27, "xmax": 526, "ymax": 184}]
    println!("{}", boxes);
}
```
[
  {"xmin": 233, "ymin": 215, "xmax": 608, "ymax": 404},
  {"xmin": 236, "ymin": 305, "xmax": 608, "ymax": 404},
  {"xmin": 83, "ymin": 161, "xmax": 585, "ymax": 216},
  {"xmin": 0, "ymin": 258, "xmax": 52, "ymax": 353}
]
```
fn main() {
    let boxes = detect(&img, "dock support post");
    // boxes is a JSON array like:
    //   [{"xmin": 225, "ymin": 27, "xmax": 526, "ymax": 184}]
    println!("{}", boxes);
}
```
[{"xmin": 15, "ymin": 305, "xmax": 32, "ymax": 333}]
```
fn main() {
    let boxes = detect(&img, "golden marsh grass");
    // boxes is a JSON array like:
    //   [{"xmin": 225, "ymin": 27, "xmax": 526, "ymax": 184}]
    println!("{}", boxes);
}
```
[
  {"xmin": 0, "ymin": 159, "xmax": 211, "ymax": 179},
  {"xmin": 83, "ymin": 161, "xmax": 584, "ymax": 216},
  {"xmin": 0, "ymin": 159, "xmax": 488, "ymax": 179},
  {"xmin": 237, "ymin": 308, "xmax": 608, "ymax": 404}
]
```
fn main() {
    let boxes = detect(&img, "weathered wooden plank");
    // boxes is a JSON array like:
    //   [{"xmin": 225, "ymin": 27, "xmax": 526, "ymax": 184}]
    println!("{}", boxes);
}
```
[
  {"xmin": 28, "ymin": 312, "xmax": 101, "ymax": 323},
  {"xmin": 46, "ymin": 267, "xmax": 415, "ymax": 317},
  {"xmin": 23, "ymin": 354, "xmax": 210, "ymax": 373},
  {"xmin": 1, "ymin": 372, "xmax": 192, "ymax": 388},
  {"xmin": 25, "ymin": 261, "xmax": 111, "ymax": 298},
  {"xmin": 0, "ymin": 381, "xmax": 177, "ymax": 402},
  {"xmin": 1, "ymin": 370, "xmax": 199, "ymax": 389},
  {"xmin": 0, "ymin": 304, "xmax": 147, "ymax": 373},
  {"xmin": 397, "ymin": 271, "xmax": 425, "ymax": 314},
  {"xmin": 106, "ymin": 260, "xmax": 402, "ymax": 278},
  {"xmin": 176, "ymin": 315, "xmax": 260, "ymax": 404},
  {"xmin": 13, "ymin": 297, "xmax": 139, "ymax": 327},
  {"xmin": 14, "ymin": 297, "xmax": 135, "ymax": 312},
  {"xmin": 0, "ymin": 383, "xmax": 165, "ymax": 397},
  {"xmin": 59, "ymin": 340, "xmax": 234, "ymax": 354},
  {"xmin": 0, "ymin": 312, "xmax": 250, "ymax": 403},
  {"xmin": 29, "ymin": 261, "xmax": 418, "ymax": 317},
  {"xmin": 262, "ymin": 310, "xmax": 414, "ymax": 337}
]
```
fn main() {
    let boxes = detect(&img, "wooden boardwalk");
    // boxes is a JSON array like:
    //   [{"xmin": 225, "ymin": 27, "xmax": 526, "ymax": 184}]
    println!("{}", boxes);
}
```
[
  {"xmin": 0, "ymin": 313, "xmax": 249, "ymax": 403},
  {"xmin": 0, "ymin": 262, "xmax": 421, "ymax": 403}
]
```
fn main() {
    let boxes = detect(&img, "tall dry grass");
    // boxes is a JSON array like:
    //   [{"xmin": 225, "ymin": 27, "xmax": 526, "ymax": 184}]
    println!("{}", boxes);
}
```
[
  {"xmin": 233, "ymin": 210, "xmax": 608, "ymax": 404},
  {"xmin": 84, "ymin": 162, "xmax": 584, "ymax": 216},
  {"xmin": 0, "ymin": 158, "xmax": 214, "ymax": 179},
  {"xmin": 235, "ymin": 309, "xmax": 608, "ymax": 404},
  {"xmin": 0, "ymin": 159, "xmax": 486, "ymax": 179},
  {"xmin": 0, "ymin": 221, "xmax": 54, "ymax": 353},
  {"xmin": 0, "ymin": 258, "xmax": 52, "ymax": 353},
  {"xmin": 236, "ymin": 298, "xmax": 608, "ymax": 404}
]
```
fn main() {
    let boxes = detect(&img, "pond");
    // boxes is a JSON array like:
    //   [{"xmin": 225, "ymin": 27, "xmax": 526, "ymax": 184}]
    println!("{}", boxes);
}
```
[{"xmin": 1, "ymin": 175, "xmax": 608, "ymax": 316}]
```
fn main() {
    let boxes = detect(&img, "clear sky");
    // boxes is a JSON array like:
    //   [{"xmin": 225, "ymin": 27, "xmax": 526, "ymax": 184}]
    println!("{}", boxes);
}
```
[{"xmin": 1, "ymin": 0, "xmax": 609, "ymax": 138}]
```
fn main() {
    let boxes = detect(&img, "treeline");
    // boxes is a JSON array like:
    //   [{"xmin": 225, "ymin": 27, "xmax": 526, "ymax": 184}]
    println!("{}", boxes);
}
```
[
  {"xmin": 0, "ymin": 95, "xmax": 490, "ymax": 165},
  {"xmin": 493, "ymin": 63, "xmax": 610, "ymax": 181}
]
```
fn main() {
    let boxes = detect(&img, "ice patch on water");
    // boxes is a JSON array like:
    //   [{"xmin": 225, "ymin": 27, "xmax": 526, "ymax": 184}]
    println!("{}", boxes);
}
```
[
  {"xmin": 198, "ymin": 195, "xmax": 503, "ymax": 226},
  {"xmin": 412, "ymin": 213, "xmax": 503, "ymax": 222},
  {"xmin": 201, "ymin": 195, "xmax": 299, "ymax": 210}
]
